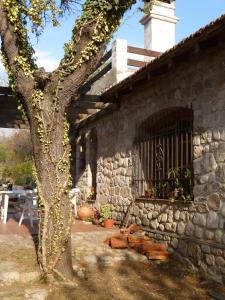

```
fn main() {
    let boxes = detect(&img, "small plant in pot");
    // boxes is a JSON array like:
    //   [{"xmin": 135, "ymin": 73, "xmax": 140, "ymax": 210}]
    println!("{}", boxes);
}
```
[
  {"xmin": 92, "ymin": 209, "xmax": 101, "ymax": 225},
  {"xmin": 99, "ymin": 204, "xmax": 114, "ymax": 228}
]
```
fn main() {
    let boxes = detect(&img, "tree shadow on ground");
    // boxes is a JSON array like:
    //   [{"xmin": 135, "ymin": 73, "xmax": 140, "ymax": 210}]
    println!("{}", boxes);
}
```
[{"xmin": 47, "ymin": 252, "xmax": 212, "ymax": 300}]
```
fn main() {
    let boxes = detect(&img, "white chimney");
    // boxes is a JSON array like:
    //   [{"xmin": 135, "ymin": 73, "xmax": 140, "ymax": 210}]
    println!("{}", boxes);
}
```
[{"xmin": 140, "ymin": 0, "xmax": 179, "ymax": 53}]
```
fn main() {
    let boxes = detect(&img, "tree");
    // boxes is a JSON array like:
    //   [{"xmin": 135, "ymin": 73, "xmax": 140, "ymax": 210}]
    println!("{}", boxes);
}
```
[
  {"xmin": 0, "ymin": 130, "xmax": 33, "ymax": 185},
  {"xmin": 0, "ymin": 0, "xmax": 154, "ymax": 281}
]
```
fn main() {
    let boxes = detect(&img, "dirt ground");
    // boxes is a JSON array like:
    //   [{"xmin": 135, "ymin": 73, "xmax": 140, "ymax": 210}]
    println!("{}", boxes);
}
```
[
  {"xmin": 1, "ymin": 258, "xmax": 216, "ymax": 300},
  {"xmin": 0, "ymin": 240, "xmax": 215, "ymax": 300},
  {"xmin": 46, "ymin": 259, "xmax": 224, "ymax": 300},
  {"xmin": 0, "ymin": 226, "xmax": 225, "ymax": 299}
]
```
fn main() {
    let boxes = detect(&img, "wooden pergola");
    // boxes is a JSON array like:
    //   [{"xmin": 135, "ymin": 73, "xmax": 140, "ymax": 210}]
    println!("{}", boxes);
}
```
[{"xmin": 0, "ymin": 45, "xmax": 160, "ymax": 129}]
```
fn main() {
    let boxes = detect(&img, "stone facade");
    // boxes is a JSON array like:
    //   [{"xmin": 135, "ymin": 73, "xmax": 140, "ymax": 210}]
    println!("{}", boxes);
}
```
[{"xmin": 75, "ymin": 27, "xmax": 225, "ymax": 281}]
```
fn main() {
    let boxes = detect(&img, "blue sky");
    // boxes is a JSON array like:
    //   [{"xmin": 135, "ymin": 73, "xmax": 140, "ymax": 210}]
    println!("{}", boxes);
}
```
[{"xmin": 0, "ymin": 0, "xmax": 225, "ymax": 78}]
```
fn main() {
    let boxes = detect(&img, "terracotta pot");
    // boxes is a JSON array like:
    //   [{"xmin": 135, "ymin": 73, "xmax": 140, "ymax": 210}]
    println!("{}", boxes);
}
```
[
  {"xmin": 78, "ymin": 205, "xmax": 93, "ymax": 221},
  {"xmin": 103, "ymin": 219, "xmax": 114, "ymax": 228}
]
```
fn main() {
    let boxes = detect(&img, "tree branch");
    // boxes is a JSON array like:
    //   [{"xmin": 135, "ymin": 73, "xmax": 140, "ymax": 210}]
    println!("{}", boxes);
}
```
[
  {"xmin": 51, "ymin": 0, "xmax": 137, "ymax": 108},
  {"xmin": 0, "ymin": 1, "xmax": 37, "ymax": 98}
]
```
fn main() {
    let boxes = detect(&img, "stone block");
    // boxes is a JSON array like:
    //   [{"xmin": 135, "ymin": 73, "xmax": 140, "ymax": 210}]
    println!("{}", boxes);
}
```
[
  {"xmin": 203, "ymin": 145, "xmax": 210, "ymax": 153},
  {"xmin": 205, "ymin": 230, "xmax": 214, "ymax": 240},
  {"xmin": 194, "ymin": 153, "xmax": 217, "ymax": 175},
  {"xmin": 168, "ymin": 212, "xmax": 173, "ymax": 223},
  {"xmin": 194, "ymin": 145, "xmax": 203, "ymax": 159},
  {"xmin": 201, "ymin": 131, "xmax": 212, "ymax": 144},
  {"xmin": 215, "ymin": 142, "xmax": 225, "ymax": 162},
  {"xmin": 193, "ymin": 213, "xmax": 206, "ymax": 226},
  {"xmin": 120, "ymin": 187, "xmax": 130, "ymax": 198},
  {"xmin": 115, "ymin": 153, "xmax": 120, "ymax": 161},
  {"xmin": 207, "ymin": 211, "xmax": 219, "ymax": 229},
  {"xmin": 187, "ymin": 243, "xmax": 202, "ymax": 265},
  {"xmin": 112, "ymin": 212, "xmax": 117, "ymax": 219},
  {"xmin": 115, "ymin": 187, "xmax": 120, "ymax": 195},
  {"xmin": 208, "ymin": 173, "xmax": 216, "ymax": 183},
  {"xmin": 215, "ymin": 257, "xmax": 225, "ymax": 267},
  {"xmin": 220, "ymin": 129, "xmax": 225, "ymax": 141},
  {"xmin": 206, "ymin": 254, "xmax": 215, "ymax": 266},
  {"xmin": 138, "ymin": 210, "xmax": 144, "ymax": 217},
  {"xmin": 161, "ymin": 213, "xmax": 167, "ymax": 223},
  {"xmin": 142, "ymin": 217, "xmax": 149, "ymax": 226},
  {"xmin": 138, "ymin": 203, "xmax": 144, "ymax": 209},
  {"xmin": 150, "ymin": 220, "xmax": 158, "ymax": 230},
  {"xmin": 120, "ymin": 168, "xmax": 126, "ymax": 176},
  {"xmin": 126, "ymin": 168, "xmax": 132, "ymax": 176},
  {"xmin": 199, "ymin": 174, "xmax": 210, "ymax": 184},
  {"xmin": 211, "ymin": 248, "xmax": 223, "ymax": 256},
  {"xmin": 136, "ymin": 217, "xmax": 142, "ymax": 226},
  {"xmin": 197, "ymin": 204, "xmax": 209, "ymax": 213},
  {"xmin": 213, "ymin": 130, "xmax": 221, "ymax": 141},
  {"xmin": 113, "ymin": 162, "xmax": 118, "ymax": 170},
  {"xmin": 174, "ymin": 210, "xmax": 180, "ymax": 221},
  {"xmin": 171, "ymin": 222, "xmax": 177, "ymax": 233},
  {"xmin": 109, "ymin": 187, "xmax": 115, "ymax": 196},
  {"xmin": 221, "ymin": 204, "xmax": 225, "ymax": 217},
  {"xmin": 177, "ymin": 222, "xmax": 185, "ymax": 235},
  {"xmin": 146, "ymin": 203, "xmax": 154, "ymax": 210},
  {"xmin": 206, "ymin": 182, "xmax": 221, "ymax": 194},
  {"xmin": 143, "ymin": 208, "xmax": 148, "ymax": 214},
  {"xmin": 171, "ymin": 238, "xmax": 178, "ymax": 249},
  {"xmin": 201, "ymin": 245, "xmax": 211, "ymax": 254},
  {"xmin": 194, "ymin": 226, "xmax": 204, "ymax": 239},
  {"xmin": 180, "ymin": 212, "xmax": 186, "ymax": 222},
  {"xmin": 193, "ymin": 158, "xmax": 202, "ymax": 175},
  {"xmin": 210, "ymin": 142, "xmax": 219, "ymax": 151},
  {"xmin": 215, "ymin": 229, "xmax": 223, "ymax": 243},
  {"xmin": 185, "ymin": 222, "xmax": 195, "ymax": 236},
  {"xmin": 216, "ymin": 164, "xmax": 225, "ymax": 183},
  {"xmin": 165, "ymin": 223, "xmax": 172, "ymax": 231},
  {"xmin": 147, "ymin": 212, "xmax": 152, "ymax": 220},
  {"xmin": 199, "ymin": 262, "xmax": 208, "ymax": 273},
  {"xmin": 193, "ymin": 185, "xmax": 205, "ymax": 197},
  {"xmin": 152, "ymin": 211, "xmax": 158, "ymax": 218},
  {"xmin": 193, "ymin": 135, "xmax": 201, "ymax": 146},
  {"xmin": 118, "ymin": 158, "xmax": 123, "ymax": 167},
  {"xmin": 156, "ymin": 223, "xmax": 163, "ymax": 231}
]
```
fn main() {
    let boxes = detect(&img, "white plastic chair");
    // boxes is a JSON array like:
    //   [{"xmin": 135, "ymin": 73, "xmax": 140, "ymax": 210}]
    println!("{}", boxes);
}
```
[
  {"xmin": 69, "ymin": 188, "xmax": 80, "ymax": 217},
  {"xmin": 19, "ymin": 190, "xmax": 38, "ymax": 228}
]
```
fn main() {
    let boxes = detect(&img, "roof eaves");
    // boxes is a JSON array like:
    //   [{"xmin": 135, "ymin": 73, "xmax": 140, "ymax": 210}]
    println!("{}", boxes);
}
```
[{"xmin": 100, "ymin": 13, "xmax": 225, "ymax": 101}]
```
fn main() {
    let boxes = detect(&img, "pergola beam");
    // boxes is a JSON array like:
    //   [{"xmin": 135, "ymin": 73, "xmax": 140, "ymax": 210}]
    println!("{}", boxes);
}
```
[{"xmin": 73, "ymin": 101, "xmax": 106, "ymax": 109}]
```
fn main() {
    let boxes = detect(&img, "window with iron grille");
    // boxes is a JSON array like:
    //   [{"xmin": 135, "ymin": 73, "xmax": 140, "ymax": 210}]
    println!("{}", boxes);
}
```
[{"xmin": 133, "ymin": 107, "xmax": 193, "ymax": 201}]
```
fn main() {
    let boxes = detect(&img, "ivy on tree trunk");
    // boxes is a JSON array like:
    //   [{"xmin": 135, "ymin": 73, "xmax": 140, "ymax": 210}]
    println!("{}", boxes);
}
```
[{"xmin": 0, "ymin": 0, "xmax": 154, "ymax": 281}]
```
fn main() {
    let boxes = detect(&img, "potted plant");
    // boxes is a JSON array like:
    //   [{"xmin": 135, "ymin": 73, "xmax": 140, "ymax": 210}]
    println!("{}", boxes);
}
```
[
  {"xmin": 87, "ymin": 187, "xmax": 96, "ymax": 201},
  {"xmin": 92, "ymin": 208, "xmax": 101, "ymax": 225},
  {"xmin": 166, "ymin": 167, "xmax": 193, "ymax": 201},
  {"xmin": 99, "ymin": 204, "xmax": 114, "ymax": 228}
]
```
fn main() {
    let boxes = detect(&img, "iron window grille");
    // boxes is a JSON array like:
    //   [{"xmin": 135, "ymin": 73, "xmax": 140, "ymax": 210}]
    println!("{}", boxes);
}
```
[{"xmin": 133, "ymin": 107, "xmax": 193, "ymax": 200}]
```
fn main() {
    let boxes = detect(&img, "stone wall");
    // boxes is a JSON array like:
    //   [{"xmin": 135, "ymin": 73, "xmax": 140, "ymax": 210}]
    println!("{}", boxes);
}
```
[{"xmin": 75, "ymin": 43, "xmax": 225, "ymax": 281}]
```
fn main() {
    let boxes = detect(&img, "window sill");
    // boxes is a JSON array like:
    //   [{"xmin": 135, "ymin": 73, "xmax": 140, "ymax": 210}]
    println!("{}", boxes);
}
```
[
  {"xmin": 136, "ymin": 197, "xmax": 193, "ymax": 205},
  {"xmin": 86, "ymin": 199, "xmax": 96, "ymax": 203}
]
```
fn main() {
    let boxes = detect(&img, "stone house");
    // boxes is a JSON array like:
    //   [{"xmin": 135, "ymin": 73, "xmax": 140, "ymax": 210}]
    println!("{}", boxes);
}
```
[{"xmin": 73, "ymin": 1, "xmax": 225, "ymax": 281}]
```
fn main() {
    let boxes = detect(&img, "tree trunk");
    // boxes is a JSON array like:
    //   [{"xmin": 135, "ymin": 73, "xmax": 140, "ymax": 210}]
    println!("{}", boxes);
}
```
[{"xmin": 29, "ymin": 90, "xmax": 74, "ymax": 281}]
